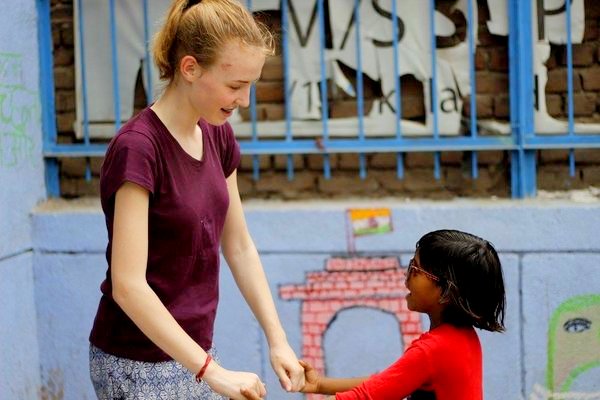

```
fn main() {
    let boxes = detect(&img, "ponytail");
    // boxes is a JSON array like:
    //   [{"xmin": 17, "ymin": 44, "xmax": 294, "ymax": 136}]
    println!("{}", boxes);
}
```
[{"xmin": 152, "ymin": 0, "xmax": 187, "ymax": 80}]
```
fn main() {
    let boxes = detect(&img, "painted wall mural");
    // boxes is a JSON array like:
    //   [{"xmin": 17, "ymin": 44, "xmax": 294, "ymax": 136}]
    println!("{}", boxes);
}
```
[
  {"xmin": 0, "ymin": 52, "xmax": 38, "ymax": 168},
  {"xmin": 24, "ymin": 204, "xmax": 600, "ymax": 399},
  {"xmin": 273, "ymin": 209, "xmax": 600, "ymax": 399},
  {"xmin": 529, "ymin": 294, "xmax": 600, "ymax": 400},
  {"xmin": 279, "ymin": 256, "xmax": 421, "ymax": 400},
  {"xmin": 278, "ymin": 208, "xmax": 420, "ymax": 399},
  {"xmin": 282, "ymin": 265, "xmax": 600, "ymax": 400}
]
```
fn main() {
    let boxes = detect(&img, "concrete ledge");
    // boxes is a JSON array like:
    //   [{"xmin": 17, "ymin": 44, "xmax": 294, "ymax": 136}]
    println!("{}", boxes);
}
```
[{"xmin": 32, "ymin": 198, "xmax": 600, "ymax": 253}]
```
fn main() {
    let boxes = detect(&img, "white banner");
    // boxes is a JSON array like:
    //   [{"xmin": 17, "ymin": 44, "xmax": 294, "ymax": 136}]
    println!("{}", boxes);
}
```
[
  {"xmin": 485, "ymin": 0, "xmax": 600, "ymax": 134},
  {"xmin": 75, "ymin": 0, "xmax": 597, "ymax": 138}
]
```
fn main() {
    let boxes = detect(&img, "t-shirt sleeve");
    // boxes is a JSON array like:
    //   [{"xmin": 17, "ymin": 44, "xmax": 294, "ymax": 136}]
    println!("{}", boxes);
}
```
[
  {"xmin": 217, "ymin": 122, "xmax": 241, "ymax": 178},
  {"xmin": 335, "ymin": 343, "xmax": 433, "ymax": 400},
  {"xmin": 101, "ymin": 131, "xmax": 157, "ymax": 200}
]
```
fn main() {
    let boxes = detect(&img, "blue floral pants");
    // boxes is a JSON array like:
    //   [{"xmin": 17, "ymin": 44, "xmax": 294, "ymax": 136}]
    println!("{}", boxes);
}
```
[{"xmin": 89, "ymin": 344, "xmax": 226, "ymax": 400}]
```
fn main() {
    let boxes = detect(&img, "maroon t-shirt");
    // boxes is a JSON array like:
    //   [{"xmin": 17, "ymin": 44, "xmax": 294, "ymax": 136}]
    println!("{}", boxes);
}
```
[{"xmin": 89, "ymin": 107, "xmax": 240, "ymax": 361}]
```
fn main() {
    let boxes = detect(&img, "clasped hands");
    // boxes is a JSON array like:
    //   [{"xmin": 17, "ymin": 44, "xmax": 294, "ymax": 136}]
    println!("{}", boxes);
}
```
[{"xmin": 240, "ymin": 360, "xmax": 327, "ymax": 400}]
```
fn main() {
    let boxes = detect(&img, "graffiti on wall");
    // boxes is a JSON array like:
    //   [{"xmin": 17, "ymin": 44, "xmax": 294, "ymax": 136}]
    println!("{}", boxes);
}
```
[
  {"xmin": 0, "ymin": 52, "xmax": 39, "ymax": 168},
  {"xmin": 528, "ymin": 294, "xmax": 600, "ymax": 400}
]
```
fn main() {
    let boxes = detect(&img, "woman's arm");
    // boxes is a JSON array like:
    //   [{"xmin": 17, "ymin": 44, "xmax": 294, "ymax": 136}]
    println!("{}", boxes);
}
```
[
  {"xmin": 221, "ymin": 170, "xmax": 305, "ymax": 392},
  {"xmin": 111, "ymin": 182, "xmax": 266, "ymax": 400}
]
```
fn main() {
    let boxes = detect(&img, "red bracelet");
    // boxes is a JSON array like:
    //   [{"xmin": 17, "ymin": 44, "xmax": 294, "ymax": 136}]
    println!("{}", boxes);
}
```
[{"xmin": 195, "ymin": 355, "xmax": 212, "ymax": 382}]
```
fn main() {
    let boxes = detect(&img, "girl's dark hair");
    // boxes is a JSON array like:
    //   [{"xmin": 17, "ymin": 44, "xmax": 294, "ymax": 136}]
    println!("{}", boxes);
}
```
[
  {"xmin": 152, "ymin": 0, "xmax": 275, "ymax": 82},
  {"xmin": 416, "ymin": 229, "xmax": 506, "ymax": 332}
]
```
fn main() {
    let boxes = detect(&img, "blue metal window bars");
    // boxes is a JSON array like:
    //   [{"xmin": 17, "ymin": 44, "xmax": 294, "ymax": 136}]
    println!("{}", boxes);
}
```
[{"xmin": 37, "ymin": 0, "xmax": 600, "ymax": 198}]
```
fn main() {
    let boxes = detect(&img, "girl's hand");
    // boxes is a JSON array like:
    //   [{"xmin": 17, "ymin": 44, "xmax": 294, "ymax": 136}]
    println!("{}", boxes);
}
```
[
  {"xmin": 269, "ymin": 342, "xmax": 305, "ymax": 392},
  {"xmin": 202, "ymin": 362, "xmax": 266, "ymax": 400},
  {"xmin": 298, "ymin": 359, "xmax": 321, "ymax": 394},
  {"xmin": 240, "ymin": 387, "xmax": 265, "ymax": 400}
]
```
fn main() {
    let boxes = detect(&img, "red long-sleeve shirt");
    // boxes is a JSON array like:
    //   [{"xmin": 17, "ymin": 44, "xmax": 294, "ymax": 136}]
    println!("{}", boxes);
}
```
[{"xmin": 335, "ymin": 324, "xmax": 483, "ymax": 400}]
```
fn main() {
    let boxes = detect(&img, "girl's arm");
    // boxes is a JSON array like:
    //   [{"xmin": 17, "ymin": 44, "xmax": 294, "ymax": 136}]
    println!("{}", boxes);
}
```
[
  {"xmin": 110, "ymin": 182, "xmax": 266, "ymax": 400},
  {"xmin": 300, "ymin": 360, "xmax": 369, "ymax": 395},
  {"xmin": 309, "ymin": 376, "xmax": 369, "ymax": 395},
  {"xmin": 299, "ymin": 345, "xmax": 431, "ymax": 399},
  {"xmin": 335, "ymin": 346, "xmax": 431, "ymax": 400},
  {"xmin": 221, "ymin": 170, "xmax": 305, "ymax": 392}
]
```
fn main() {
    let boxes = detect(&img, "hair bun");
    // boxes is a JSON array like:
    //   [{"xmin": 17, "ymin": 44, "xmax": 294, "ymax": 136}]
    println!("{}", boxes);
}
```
[{"xmin": 183, "ymin": 0, "xmax": 202, "ymax": 12}]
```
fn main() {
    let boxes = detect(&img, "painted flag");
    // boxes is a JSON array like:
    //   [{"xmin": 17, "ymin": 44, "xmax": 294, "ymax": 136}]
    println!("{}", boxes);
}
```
[{"xmin": 348, "ymin": 208, "xmax": 393, "ymax": 236}]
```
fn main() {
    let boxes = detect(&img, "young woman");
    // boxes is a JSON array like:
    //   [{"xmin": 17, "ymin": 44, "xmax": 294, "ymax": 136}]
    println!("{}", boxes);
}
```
[
  {"xmin": 244, "ymin": 229, "xmax": 506, "ymax": 400},
  {"xmin": 88, "ymin": 1, "xmax": 304, "ymax": 399}
]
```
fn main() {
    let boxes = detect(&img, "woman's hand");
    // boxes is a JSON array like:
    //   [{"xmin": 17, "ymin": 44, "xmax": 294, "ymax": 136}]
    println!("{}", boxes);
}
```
[
  {"xmin": 202, "ymin": 362, "xmax": 266, "ymax": 400},
  {"xmin": 269, "ymin": 342, "xmax": 305, "ymax": 392},
  {"xmin": 299, "ymin": 359, "xmax": 321, "ymax": 394}
]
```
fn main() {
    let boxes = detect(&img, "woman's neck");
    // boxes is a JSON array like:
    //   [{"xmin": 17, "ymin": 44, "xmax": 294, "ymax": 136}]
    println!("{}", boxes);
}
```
[{"xmin": 151, "ymin": 86, "xmax": 200, "ymax": 138}]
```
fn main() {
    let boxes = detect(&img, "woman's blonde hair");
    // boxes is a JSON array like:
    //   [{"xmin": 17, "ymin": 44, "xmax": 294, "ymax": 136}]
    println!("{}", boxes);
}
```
[{"xmin": 152, "ymin": 0, "xmax": 274, "ymax": 82}]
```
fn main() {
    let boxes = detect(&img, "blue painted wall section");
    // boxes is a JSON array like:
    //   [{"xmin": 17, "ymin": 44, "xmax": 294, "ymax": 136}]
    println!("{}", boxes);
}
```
[
  {"xmin": 0, "ymin": 0, "xmax": 46, "ymax": 397},
  {"xmin": 31, "ymin": 201, "xmax": 600, "ymax": 400},
  {"xmin": 0, "ymin": 253, "xmax": 41, "ymax": 399}
]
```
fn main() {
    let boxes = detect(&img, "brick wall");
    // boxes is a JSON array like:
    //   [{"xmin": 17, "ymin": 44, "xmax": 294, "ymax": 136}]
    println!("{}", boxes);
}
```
[{"xmin": 51, "ymin": 0, "xmax": 600, "ymax": 199}]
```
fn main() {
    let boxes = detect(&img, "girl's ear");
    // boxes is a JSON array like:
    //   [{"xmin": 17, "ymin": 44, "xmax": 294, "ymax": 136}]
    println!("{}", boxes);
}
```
[
  {"xmin": 438, "ymin": 285, "xmax": 452, "ymax": 304},
  {"xmin": 180, "ymin": 55, "xmax": 201, "ymax": 82}
]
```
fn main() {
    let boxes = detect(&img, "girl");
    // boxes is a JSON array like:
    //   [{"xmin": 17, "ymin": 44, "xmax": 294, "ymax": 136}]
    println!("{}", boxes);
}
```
[
  {"xmin": 245, "ymin": 229, "xmax": 505, "ymax": 400},
  {"xmin": 88, "ymin": 1, "xmax": 304, "ymax": 399}
]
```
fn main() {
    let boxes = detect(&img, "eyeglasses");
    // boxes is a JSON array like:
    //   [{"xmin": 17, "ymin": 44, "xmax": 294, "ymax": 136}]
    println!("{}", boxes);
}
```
[{"xmin": 407, "ymin": 258, "xmax": 440, "ymax": 282}]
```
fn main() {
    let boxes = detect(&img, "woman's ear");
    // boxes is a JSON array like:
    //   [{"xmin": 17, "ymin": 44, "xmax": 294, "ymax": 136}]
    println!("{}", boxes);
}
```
[{"xmin": 179, "ymin": 55, "xmax": 201, "ymax": 82}]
